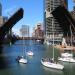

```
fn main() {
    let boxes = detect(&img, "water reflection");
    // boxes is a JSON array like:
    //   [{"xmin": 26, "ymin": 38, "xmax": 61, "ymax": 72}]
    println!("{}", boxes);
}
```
[
  {"xmin": 0, "ymin": 46, "xmax": 7, "ymax": 69},
  {"xmin": 0, "ymin": 46, "xmax": 3, "ymax": 54},
  {"xmin": 0, "ymin": 40, "xmax": 75, "ymax": 75},
  {"xmin": 0, "ymin": 55, "xmax": 7, "ymax": 69},
  {"xmin": 42, "ymin": 66, "xmax": 63, "ymax": 75},
  {"xmin": 63, "ymin": 62, "xmax": 75, "ymax": 75}
]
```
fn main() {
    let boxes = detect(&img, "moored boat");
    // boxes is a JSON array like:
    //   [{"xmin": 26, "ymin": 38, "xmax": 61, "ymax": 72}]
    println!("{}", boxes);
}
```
[{"xmin": 41, "ymin": 58, "xmax": 64, "ymax": 70}]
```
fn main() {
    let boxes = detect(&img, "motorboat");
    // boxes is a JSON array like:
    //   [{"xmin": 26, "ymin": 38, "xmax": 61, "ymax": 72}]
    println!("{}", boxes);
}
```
[
  {"xmin": 61, "ymin": 52, "xmax": 73, "ymax": 58},
  {"xmin": 58, "ymin": 57, "xmax": 75, "ymax": 63},
  {"xmin": 19, "ymin": 56, "xmax": 27, "ymax": 64},
  {"xmin": 27, "ymin": 51, "xmax": 34, "ymax": 56},
  {"xmin": 41, "ymin": 58, "xmax": 64, "ymax": 70}
]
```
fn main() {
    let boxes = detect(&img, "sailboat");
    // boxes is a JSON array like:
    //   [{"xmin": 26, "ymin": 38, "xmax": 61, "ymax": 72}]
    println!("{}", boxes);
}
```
[
  {"xmin": 60, "ymin": 37, "xmax": 73, "ymax": 58},
  {"xmin": 27, "ymin": 36, "xmax": 34, "ymax": 56},
  {"xmin": 61, "ymin": 52, "xmax": 73, "ymax": 58},
  {"xmin": 27, "ymin": 42, "xmax": 34, "ymax": 56},
  {"xmin": 18, "ymin": 37, "xmax": 27, "ymax": 64},
  {"xmin": 58, "ymin": 25, "xmax": 75, "ymax": 63},
  {"xmin": 41, "ymin": 19, "xmax": 64, "ymax": 70},
  {"xmin": 27, "ymin": 50, "xmax": 34, "ymax": 56}
]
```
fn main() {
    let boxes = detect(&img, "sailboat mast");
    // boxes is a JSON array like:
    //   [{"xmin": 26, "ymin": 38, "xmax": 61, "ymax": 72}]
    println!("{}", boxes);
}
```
[
  {"xmin": 70, "ymin": 25, "xmax": 72, "ymax": 46},
  {"xmin": 52, "ymin": 18, "xmax": 54, "ymax": 61},
  {"xmin": 23, "ymin": 37, "xmax": 24, "ymax": 56},
  {"xmin": 52, "ymin": 0, "xmax": 54, "ymax": 61}
]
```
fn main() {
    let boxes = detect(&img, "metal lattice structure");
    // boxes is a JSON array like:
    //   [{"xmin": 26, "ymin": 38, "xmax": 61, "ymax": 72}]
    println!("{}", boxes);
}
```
[
  {"xmin": 0, "ymin": 8, "xmax": 24, "ymax": 44},
  {"xmin": 44, "ymin": 0, "xmax": 68, "ymax": 42}
]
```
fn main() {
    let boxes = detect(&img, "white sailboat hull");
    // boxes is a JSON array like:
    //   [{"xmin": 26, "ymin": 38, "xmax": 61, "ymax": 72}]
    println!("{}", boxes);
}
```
[
  {"xmin": 41, "ymin": 59, "xmax": 64, "ymax": 70},
  {"xmin": 27, "ymin": 51, "xmax": 34, "ymax": 56},
  {"xmin": 61, "ymin": 53, "xmax": 73, "ymax": 58},
  {"xmin": 46, "ymin": 41, "xmax": 50, "ymax": 45},
  {"xmin": 19, "ymin": 58, "xmax": 27, "ymax": 64},
  {"xmin": 58, "ymin": 57, "xmax": 75, "ymax": 63},
  {"xmin": 36, "ymin": 40, "xmax": 40, "ymax": 42}
]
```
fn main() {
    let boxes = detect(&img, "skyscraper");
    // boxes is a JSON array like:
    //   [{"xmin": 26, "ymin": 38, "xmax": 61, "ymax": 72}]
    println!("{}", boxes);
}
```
[
  {"xmin": 20, "ymin": 25, "xmax": 29, "ymax": 37},
  {"xmin": 71, "ymin": 6, "xmax": 75, "ymax": 21},
  {"xmin": 0, "ymin": 3, "xmax": 2, "ymax": 16},
  {"xmin": 44, "ymin": 0, "xmax": 68, "ymax": 44},
  {"xmin": 61, "ymin": 0, "xmax": 68, "ymax": 9},
  {"xmin": 0, "ymin": 16, "xmax": 8, "ymax": 27},
  {"xmin": 32, "ymin": 23, "xmax": 44, "ymax": 38},
  {"xmin": 70, "ymin": 6, "xmax": 75, "ymax": 35},
  {"xmin": 0, "ymin": 3, "xmax": 3, "ymax": 27}
]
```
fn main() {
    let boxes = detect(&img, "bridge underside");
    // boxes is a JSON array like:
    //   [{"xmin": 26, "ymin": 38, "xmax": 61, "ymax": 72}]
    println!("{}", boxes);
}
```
[
  {"xmin": 52, "ymin": 5, "xmax": 75, "ymax": 37},
  {"xmin": 0, "ymin": 8, "xmax": 23, "ymax": 44},
  {"xmin": 17, "ymin": 37, "xmax": 44, "ymax": 40}
]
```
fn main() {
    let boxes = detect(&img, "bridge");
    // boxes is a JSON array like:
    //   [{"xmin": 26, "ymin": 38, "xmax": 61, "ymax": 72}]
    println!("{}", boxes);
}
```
[
  {"xmin": 17, "ymin": 37, "xmax": 44, "ymax": 40},
  {"xmin": 0, "ymin": 8, "xmax": 23, "ymax": 45},
  {"xmin": 52, "ymin": 5, "xmax": 75, "ymax": 36}
]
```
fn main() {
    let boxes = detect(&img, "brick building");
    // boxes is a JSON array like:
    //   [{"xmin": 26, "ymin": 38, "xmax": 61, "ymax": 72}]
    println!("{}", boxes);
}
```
[{"xmin": 32, "ymin": 23, "xmax": 44, "ymax": 39}]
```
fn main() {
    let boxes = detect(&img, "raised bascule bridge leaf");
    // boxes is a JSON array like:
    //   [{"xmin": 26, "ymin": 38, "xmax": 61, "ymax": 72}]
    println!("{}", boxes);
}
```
[
  {"xmin": 51, "ymin": 5, "xmax": 75, "ymax": 37},
  {"xmin": 0, "ymin": 8, "xmax": 24, "ymax": 44}
]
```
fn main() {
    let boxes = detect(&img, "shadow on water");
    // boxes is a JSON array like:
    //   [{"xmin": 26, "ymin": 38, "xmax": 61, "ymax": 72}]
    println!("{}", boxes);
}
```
[
  {"xmin": 1, "ymin": 40, "xmax": 75, "ymax": 75},
  {"xmin": 0, "ymin": 44, "xmax": 27, "ymax": 71},
  {"xmin": 42, "ymin": 66, "xmax": 63, "ymax": 75},
  {"xmin": 0, "ymin": 45, "xmax": 7, "ymax": 69},
  {"xmin": 61, "ymin": 62, "xmax": 75, "ymax": 75}
]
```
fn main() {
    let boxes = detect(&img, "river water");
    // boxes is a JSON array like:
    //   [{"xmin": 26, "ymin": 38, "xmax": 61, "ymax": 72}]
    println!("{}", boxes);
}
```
[{"xmin": 0, "ymin": 40, "xmax": 75, "ymax": 75}]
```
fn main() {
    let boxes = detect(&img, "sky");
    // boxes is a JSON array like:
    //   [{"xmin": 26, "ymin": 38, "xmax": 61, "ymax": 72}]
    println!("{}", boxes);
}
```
[
  {"xmin": 0, "ymin": 0, "xmax": 75, "ymax": 36},
  {"xmin": 68, "ymin": 0, "xmax": 75, "ymax": 11}
]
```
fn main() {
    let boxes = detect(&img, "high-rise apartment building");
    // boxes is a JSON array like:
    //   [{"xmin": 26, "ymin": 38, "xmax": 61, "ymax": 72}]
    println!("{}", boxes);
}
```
[
  {"xmin": 61, "ymin": 0, "xmax": 68, "ymax": 8},
  {"xmin": 0, "ymin": 16, "xmax": 8, "ymax": 27},
  {"xmin": 70, "ymin": 6, "xmax": 75, "ymax": 35},
  {"xmin": 0, "ymin": 16, "xmax": 4, "ymax": 26},
  {"xmin": 32, "ymin": 23, "xmax": 44, "ymax": 39},
  {"xmin": 71, "ymin": 6, "xmax": 75, "ymax": 21},
  {"xmin": 0, "ymin": 3, "xmax": 2, "ymax": 16},
  {"xmin": 0, "ymin": 3, "xmax": 8, "ymax": 27},
  {"xmin": 44, "ymin": 0, "xmax": 68, "ymax": 44},
  {"xmin": 20, "ymin": 25, "xmax": 29, "ymax": 37}
]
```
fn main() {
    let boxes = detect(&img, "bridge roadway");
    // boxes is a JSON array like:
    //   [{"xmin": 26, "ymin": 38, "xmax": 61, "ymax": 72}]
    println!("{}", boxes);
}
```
[{"xmin": 17, "ymin": 37, "xmax": 44, "ymax": 40}]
